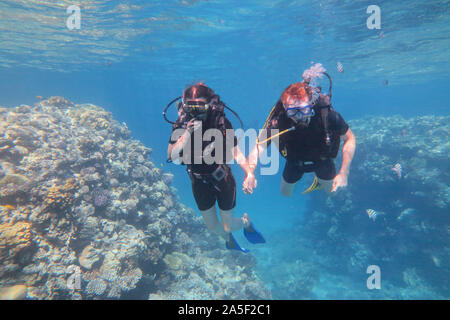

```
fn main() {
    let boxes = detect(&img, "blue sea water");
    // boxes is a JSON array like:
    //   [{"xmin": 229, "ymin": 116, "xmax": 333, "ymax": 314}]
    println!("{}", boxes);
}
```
[{"xmin": 0, "ymin": 0, "xmax": 449, "ymax": 299}]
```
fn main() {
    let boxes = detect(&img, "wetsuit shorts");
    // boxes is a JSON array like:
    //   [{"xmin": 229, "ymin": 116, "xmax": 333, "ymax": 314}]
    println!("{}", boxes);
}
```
[
  {"xmin": 282, "ymin": 158, "xmax": 336, "ymax": 184},
  {"xmin": 189, "ymin": 166, "xmax": 236, "ymax": 211}
]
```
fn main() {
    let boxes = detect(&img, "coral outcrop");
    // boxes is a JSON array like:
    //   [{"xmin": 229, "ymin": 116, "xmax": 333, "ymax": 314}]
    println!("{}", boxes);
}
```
[
  {"xmin": 0, "ymin": 97, "xmax": 271, "ymax": 300},
  {"xmin": 293, "ymin": 115, "xmax": 449, "ymax": 298}
]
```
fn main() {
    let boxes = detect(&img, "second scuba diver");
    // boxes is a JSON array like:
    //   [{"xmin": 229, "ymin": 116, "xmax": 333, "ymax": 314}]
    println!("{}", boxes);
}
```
[
  {"xmin": 243, "ymin": 68, "xmax": 356, "ymax": 196},
  {"xmin": 166, "ymin": 82, "xmax": 265, "ymax": 253}
]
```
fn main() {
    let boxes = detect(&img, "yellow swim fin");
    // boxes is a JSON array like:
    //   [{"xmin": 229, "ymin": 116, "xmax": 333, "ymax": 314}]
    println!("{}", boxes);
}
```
[{"xmin": 302, "ymin": 176, "xmax": 323, "ymax": 194}]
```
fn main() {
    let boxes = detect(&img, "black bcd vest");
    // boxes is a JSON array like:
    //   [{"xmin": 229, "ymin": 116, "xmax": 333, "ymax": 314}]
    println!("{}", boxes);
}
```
[{"xmin": 271, "ymin": 96, "xmax": 341, "ymax": 161}]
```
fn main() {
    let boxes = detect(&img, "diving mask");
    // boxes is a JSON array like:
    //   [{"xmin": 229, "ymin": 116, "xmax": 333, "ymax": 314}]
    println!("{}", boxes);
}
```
[
  {"xmin": 182, "ymin": 99, "xmax": 210, "ymax": 116},
  {"xmin": 285, "ymin": 103, "xmax": 315, "ymax": 121}
]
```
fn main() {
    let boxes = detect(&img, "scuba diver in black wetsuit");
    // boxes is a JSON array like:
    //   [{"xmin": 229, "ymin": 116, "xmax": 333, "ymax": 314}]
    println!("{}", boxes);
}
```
[
  {"xmin": 166, "ymin": 82, "xmax": 265, "ymax": 253},
  {"xmin": 243, "ymin": 75, "xmax": 356, "ymax": 196}
]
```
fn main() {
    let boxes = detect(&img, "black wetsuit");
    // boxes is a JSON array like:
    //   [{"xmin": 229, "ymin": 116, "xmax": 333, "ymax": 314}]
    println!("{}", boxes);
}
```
[
  {"xmin": 169, "ymin": 111, "xmax": 238, "ymax": 211},
  {"xmin": 265, "ymin": 100, "xmax": 349, "ymax": 183}
]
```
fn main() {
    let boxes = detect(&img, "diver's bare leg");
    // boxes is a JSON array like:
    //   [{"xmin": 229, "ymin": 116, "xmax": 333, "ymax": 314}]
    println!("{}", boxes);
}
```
[
  {"xmin": 280, "ymin": 176, "xmax": 297, "ymax": 197},
  {"xmin": 200, "ymin": 205, "xmax": 228, "ymax": 240},
  {"xmin": 241, "ymin": 212, "xmax": 250, "ymax": 228},
  {"xmin": 220, "ymin": 208, "xmax": 246, "ymax": 233},
  {"xmin": 317, "ymin": 177, "xmax": 334, "ymax": 195}
]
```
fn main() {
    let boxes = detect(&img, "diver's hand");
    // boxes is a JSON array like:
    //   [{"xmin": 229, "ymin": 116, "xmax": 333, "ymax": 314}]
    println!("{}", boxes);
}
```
[
  {"xmin": 243, "ymin": 172, "xmax": 257, "ymax": 194},
  {"xmin": 186, "ymin": 119, "xmax": 202, "ymax": 133},
  {"xmin": 180, "ymin": 119, "xmax": 201, "ymax": 146},
  {"xmin": 331, "ymin": 173, "xmax": 348, "ymax": 192}
]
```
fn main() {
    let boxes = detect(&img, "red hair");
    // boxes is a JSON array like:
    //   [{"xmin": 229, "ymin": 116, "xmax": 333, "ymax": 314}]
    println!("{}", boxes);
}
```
[
  {"xmin": 281, "ymin": 82, "xmax": 312, "ymax": 106},
  {"xmin": 183, "ymin": 82, "xmax": 215, "ymax": 101}
]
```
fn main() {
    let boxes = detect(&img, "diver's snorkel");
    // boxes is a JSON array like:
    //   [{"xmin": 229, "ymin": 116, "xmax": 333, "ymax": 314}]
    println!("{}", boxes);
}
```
[
  {"xmin": 317, "ymin": 72, "xmax": 333, "ymax": 146},
  {"xmin": 303, "ymin": 71, "xmax": 332, "ymax": 103},
  {"xmin": 319, "ymin": 71, "xmax": 333, "ymax": 101},
  {"xmin": 320, "ymin": 71, "xmax": 332, "ymax": 146},
  {"xmin": 324, "ymin": 71, "xmax": 332, "ymax": 99},
  {"xmin": 303, "ymin": 70, "xmax": 333, "ymax": 146}
]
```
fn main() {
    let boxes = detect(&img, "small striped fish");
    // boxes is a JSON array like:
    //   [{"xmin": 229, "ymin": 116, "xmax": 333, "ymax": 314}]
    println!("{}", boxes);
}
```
[
  {"xmin": 392, "ymin": 163, "xmax": 402, "ymax": 179},
  {"xmin": 336, "ymin": 61, "xmax": 344, "ymax": 73},
  {"xmin": 366, "ymin": 209, "xmax": 377, "ymax": 221}
]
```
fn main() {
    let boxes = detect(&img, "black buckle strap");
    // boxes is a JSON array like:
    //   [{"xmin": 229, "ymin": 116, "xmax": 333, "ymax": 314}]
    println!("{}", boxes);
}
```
[
  {"xmin": 188, "ymin": 165, "xmax": 227, "ymax": 192},
  {"xmin": 296, "ymin": 161, "xmax": 315, "ymax": 173},
  {"xmin": 211, "ymin": 166, "xmax": 226, "ymax": 181}
]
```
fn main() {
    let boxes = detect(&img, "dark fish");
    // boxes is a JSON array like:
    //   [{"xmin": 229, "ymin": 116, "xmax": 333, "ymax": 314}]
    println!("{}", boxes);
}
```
[{"xmin": 382, "ymin": 79, "xmax": 389, "ymax": 86}]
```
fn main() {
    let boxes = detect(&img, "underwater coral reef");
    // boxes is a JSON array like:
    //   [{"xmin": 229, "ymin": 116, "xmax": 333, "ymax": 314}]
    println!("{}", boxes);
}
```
[
  {"xmin": 270, "ymin": 115, "xmax": 449, "ymax": 299},
  {"xmin": 0, "ymin": 97, "xmax": 271, "ymax": 300}
]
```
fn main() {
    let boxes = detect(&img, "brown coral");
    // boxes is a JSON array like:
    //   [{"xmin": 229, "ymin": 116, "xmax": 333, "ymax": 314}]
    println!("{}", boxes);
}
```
[
  {"xmin": 0, "ymin": 220, "xmax": 33, "ymax": 261},
  {"xmin": 78, "ymin": 109, "xmax": 111, "ymax": 130},
  {"xmin": 0, "ymin": 173, "xmax": 30, "ymax": 188},
  {"xmin": 43, "ymin": 178, "xmax": 78, "ymax": 213},
  {"xmin": 39, "ymin": 96, "xmax": 74, "ymax": 109},
  {"xmin": 79, "ymin": 245, "xmax": 101, "ymax": 270}
]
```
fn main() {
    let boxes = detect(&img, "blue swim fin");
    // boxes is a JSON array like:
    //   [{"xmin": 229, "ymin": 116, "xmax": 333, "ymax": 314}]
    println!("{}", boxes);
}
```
[
  {"xmin": 226, "ymin": 234, "xmax": 249, "ymax": 253},
  {"xmin": 243, "ymin": 222, "xmax": 266, "ymax": 244}
]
